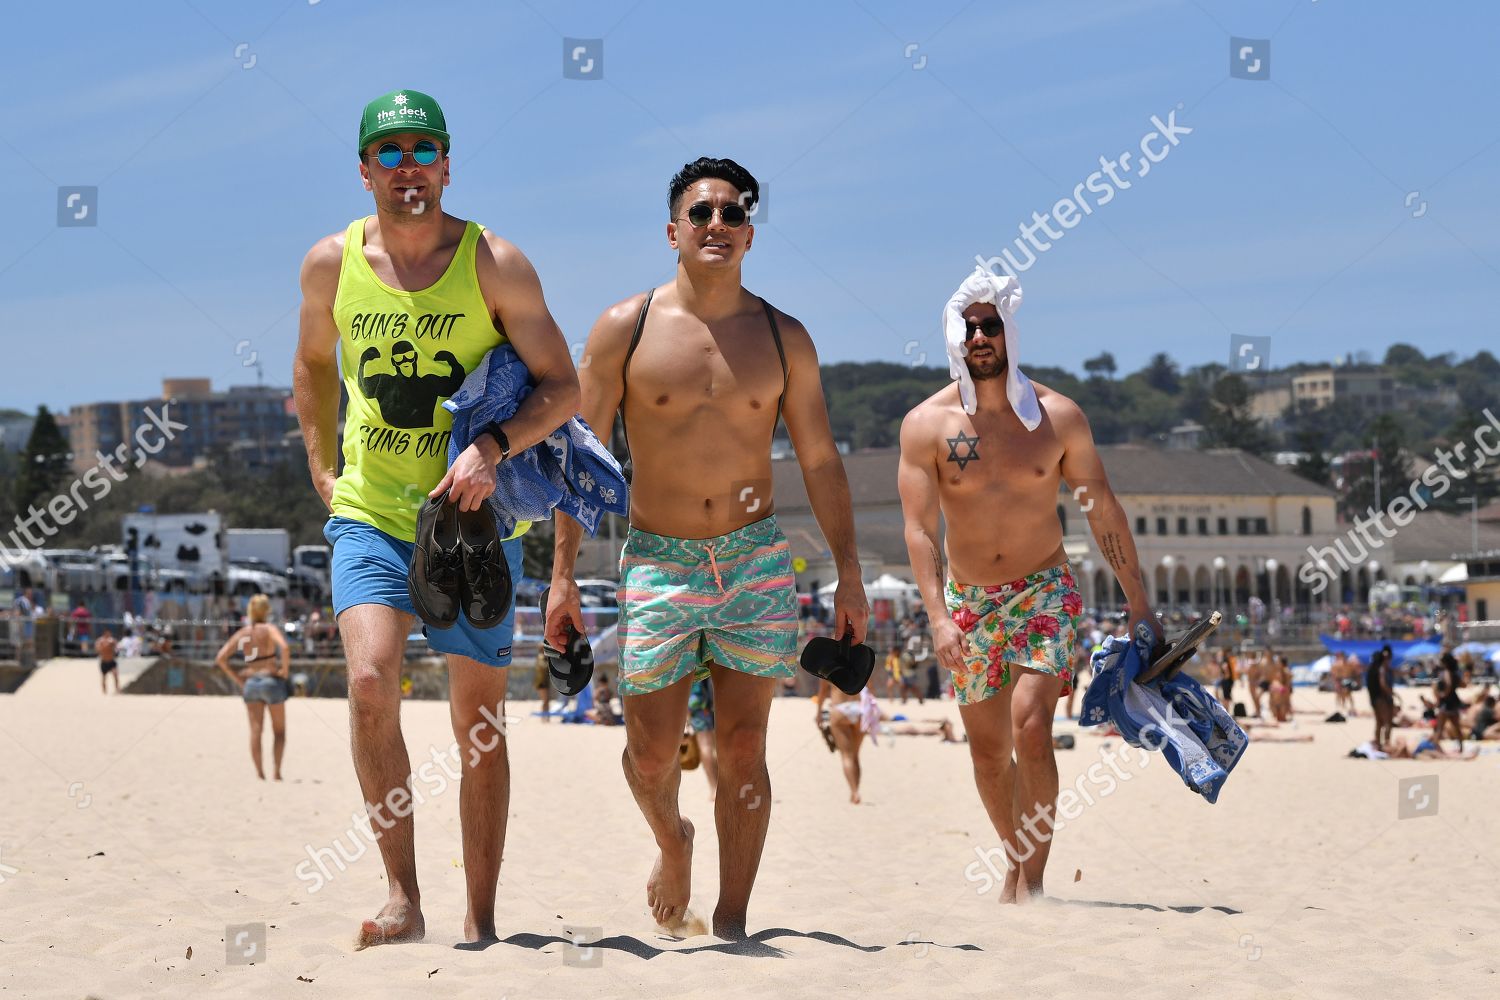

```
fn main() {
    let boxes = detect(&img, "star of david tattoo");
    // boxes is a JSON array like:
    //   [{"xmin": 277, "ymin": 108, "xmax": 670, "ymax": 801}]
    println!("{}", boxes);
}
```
[{"xmin": 946, "ymin": 430, "xmax": 980, "ymax": 470}]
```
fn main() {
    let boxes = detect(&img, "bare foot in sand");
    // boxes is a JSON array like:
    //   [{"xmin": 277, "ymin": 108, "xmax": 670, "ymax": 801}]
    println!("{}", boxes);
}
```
[
  {"xmin": 999, "ymin": 866, "xmax": 1020, "ymax": 904},
  {"xmin": 712, "ymin": 909, "xmax": 749, "ymax": 940},
  {"xmin": 463, "ymin": 914, "xmax": 498, "ymax": 944},
  {"xmin": 355, "ymin": 896, "xmax": 425, "ymax": 949},
  {"xmin": 647, "ymin": 817, "xmax": 694, "ymax": 930},
  {"xmin": 999, "ymin": 869, "xmax": 1046, "ymax": 905},
  {"xmin": 850, "ymin": 791, "xmax": 861, "ymax": 805}
]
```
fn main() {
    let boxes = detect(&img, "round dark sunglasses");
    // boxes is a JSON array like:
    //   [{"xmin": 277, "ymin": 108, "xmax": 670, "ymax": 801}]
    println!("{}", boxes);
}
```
[
  {"xmin": 679, "ymin": 201, "xmax": 749, "ymax": 228},
  {"xmin": 368, "ymin": 139, "xmax": 442, "ymax": 169}
]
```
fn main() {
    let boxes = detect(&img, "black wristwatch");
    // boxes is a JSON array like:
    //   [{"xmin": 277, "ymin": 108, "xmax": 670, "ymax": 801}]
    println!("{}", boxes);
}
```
[{"xmin": 482, "ymin": 422, "xmax": 510, "ymax": 462}]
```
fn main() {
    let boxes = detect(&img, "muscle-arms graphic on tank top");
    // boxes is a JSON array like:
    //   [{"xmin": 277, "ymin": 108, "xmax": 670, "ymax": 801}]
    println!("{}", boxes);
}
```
[{"xmin": 330, "ymin": 216, "xmax": 505, "ymax": 542}]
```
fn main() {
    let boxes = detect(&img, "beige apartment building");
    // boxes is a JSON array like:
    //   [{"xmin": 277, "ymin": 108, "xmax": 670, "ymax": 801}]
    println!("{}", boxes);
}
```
[{"xmin": 67, "ymin": 379, "xmax": 297, "ymax": 474}]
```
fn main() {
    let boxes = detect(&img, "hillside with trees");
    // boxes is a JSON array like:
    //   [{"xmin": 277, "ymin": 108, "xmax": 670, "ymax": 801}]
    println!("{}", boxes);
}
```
[{"xmin": 2, "ymin": 343, "xmax": 1494, "ymax": 556}]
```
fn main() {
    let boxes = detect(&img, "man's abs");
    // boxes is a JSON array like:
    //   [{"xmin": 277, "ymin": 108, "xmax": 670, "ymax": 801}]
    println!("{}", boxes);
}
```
[{"xmin": 625, "ymin": 412, "xmax": 779, "ymax": 538}]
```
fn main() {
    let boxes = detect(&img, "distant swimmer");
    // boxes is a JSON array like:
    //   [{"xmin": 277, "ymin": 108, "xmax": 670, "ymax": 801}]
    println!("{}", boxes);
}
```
[{"xmin": 97, "ymin": 628, "xmax": 119, "ymax": 695}]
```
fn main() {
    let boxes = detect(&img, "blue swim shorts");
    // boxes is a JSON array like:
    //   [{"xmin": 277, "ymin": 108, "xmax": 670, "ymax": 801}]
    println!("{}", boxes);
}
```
[{"xmin": 324, "ymin": 515, "xmax": 521, "ymax": 668}]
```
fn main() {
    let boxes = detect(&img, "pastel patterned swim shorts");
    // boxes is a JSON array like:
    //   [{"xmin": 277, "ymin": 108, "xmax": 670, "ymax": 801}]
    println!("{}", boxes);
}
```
[{"xmin": 617, "ymin": 514, "xmax": 799, "ymax": 696}]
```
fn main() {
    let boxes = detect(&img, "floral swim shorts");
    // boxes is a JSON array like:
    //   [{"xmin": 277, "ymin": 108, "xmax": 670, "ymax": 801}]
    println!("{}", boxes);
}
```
[{"xmin": 944, "ymin": 563, "xmax": 1084, "ymax": 706}]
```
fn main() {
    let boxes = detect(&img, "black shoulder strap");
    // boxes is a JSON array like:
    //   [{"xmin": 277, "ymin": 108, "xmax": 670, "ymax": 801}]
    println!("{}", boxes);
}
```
[
  {"xmin": 618, "ymin": 288, "xmax": 654, "ymax": 462},
  {"xmin": 760, "ymin": 297, "xmax": 789, "ymax": 432}
]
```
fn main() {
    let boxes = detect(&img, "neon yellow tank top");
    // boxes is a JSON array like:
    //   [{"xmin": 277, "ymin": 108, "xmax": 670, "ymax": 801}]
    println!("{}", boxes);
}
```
[{"xmin": 330, "ymin": 216, "xmax": 528, "ymax": 542}]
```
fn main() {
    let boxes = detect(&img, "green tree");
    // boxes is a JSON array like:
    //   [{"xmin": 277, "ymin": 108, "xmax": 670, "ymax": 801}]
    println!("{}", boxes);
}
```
[
  {"xmin": 14, "ymin": 406, "xmax": 71, "ymax": 516},
  {"xmin": 1141, "ymin": 352, "xmax": 1181, "ymax": 395},
  {"xmin": 1342, "ymin": 414, "xmax": 1411, "ymax": 516},
  {"xmin": 0, "ymin": 445, "xmax": 16, "ymax": 526},
  {"xmin": 1467, "ymin": 350, "xmax": 1500, "ymax": 378},
  {"xmin": 1082, "ymin": 352, "xmax": 1117, "ymax": 380},
  {"xmin": 1424, "ymin": 407, "xmax": 1500, "ymax": 512},
  {"xmin": 1383, "ymin": 344, "xmax": 1425, "ymax": 367},
  {"xmin": 1203, "ymin": 375, "xmax": 1271, "ymax": 455},
  {"xmin": 820, "ymin": 362, "xmax": 948, "ymax": 449},
  {"xmin": 1290, "ymin": 428, "xmax": 1331, "ymax": 486}
]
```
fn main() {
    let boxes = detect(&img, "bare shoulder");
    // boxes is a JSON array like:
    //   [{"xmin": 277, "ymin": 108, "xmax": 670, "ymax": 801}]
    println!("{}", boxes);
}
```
[
  {"xmin": 759, "ymin": 298, "xmax": 805, "ymax": 337},
  {"xmin": 755, "ymin": 298, "xmax": 817, "ymax": 366},
  {"xmin": 1033, "ymin": 380, "xmax": 1087, "ymax": 430},
  {"xmin": 586, "ymin": 289, "xmax": 655, "ymax": 364},
  {"xmin": 597, "ymin": 289, "xmax": 653, "ymax": 336},
  {"xmin": 474, "ymin": 228, "xmax": 537, "ymax": 282},
  {"xmin": 900, "ymin": 384, "xmax": 962, "ymax": 447},
  {"xmin": 300, "ymin": 229, "xmax": 345, "ymax": 296}
]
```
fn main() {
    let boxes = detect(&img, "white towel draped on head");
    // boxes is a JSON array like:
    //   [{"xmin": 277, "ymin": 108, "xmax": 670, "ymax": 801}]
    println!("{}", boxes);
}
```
[{"xmin": 941, "ymin": 265, "xmax": 1041, "ymax": 430}]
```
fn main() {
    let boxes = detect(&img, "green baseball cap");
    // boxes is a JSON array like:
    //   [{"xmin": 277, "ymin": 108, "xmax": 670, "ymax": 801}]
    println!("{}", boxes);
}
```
[{"xmin": 358, "ymin": 89, "xmax": 450, "ymax": 155}]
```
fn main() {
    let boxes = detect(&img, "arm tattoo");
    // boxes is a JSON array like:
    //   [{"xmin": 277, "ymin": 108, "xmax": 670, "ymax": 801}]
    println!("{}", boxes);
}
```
[
  {"xmin": 927, "ymin": 538, "xmax": 945, "ymax": 594},
  {"xmin": 946, "ymin": 430, "xmax": 980, "ymax": 470},
  {"xmin": 1099, "ymin": 531, "xmax": 1128, "ymax": 573}
]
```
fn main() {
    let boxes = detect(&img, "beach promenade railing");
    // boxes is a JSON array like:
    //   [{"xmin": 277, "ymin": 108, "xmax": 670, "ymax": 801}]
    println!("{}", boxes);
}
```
[{"xmin": 26, "ymin": 607, "xmax": 622, "ymax": 665}]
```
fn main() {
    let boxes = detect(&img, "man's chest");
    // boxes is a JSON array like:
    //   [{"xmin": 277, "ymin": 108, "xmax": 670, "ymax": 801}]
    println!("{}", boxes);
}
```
[
  {"xmin": 934, "ymin": 416, "xmax": 1064, "ymax": 497},
  {"xmin": 627, "ymin": 323, "xmax": 784, "ymax": 416}
]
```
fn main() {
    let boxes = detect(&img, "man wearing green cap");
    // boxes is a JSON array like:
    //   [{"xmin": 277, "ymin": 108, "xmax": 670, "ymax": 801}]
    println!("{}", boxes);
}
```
[{"xmin": 293, "ymin": 89, "xmax": 580, "ymax": 947}]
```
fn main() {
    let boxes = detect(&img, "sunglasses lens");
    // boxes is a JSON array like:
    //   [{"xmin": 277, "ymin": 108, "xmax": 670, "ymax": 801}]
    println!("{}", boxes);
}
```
[
  {"xmin": 687, "ymin": 203, "xmax": 714, "ymax": 226},
  {"xmin": 412, "ymin": 140, "xmax": 439, "ymax": 165},
  {"xmin": 721, "ymin": 204, "xmax": 748, "ymax": 227},
  {"xmin": 376, "ymin": 144, "xmax": 404, "ymax": 169}
]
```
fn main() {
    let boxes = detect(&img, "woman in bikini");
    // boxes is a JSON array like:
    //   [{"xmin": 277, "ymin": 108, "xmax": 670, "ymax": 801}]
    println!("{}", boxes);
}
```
[
  {"xmin": 215, "ymin": 594, "xmax": 291, "ymax": 780},
  {"xmin": 815, "ymin": 678, "xmax": 873, "ymax": 804}
]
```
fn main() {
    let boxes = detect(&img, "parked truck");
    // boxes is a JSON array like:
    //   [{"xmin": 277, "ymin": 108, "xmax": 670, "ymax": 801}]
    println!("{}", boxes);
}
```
[
  {"xmin": 226, "ymin": 529, "xmax": 291, "ymax": 573},
  {"xmin": 290, "ymin": 544, "xmax": 332, "ymax": 603}
]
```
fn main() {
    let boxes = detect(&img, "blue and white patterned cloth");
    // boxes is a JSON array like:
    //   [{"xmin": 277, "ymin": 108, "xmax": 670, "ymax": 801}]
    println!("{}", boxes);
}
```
[
  {"xmin": 443, "ymin": 343, "xmax": 629, "ymax": 538},
  {"xmin": 1080, "ymin": 623, "xmax": 1248, "ymax": 804}
]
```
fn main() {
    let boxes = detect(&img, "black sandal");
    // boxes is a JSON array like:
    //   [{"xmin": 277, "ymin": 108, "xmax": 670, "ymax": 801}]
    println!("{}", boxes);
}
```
[
  {"xmin": 800, "ymin": 632, "xmax": 876, "ymax": 696},
  {"xmin": 539, "ymin": 586, "xmax": 595, "ymax": 697}
]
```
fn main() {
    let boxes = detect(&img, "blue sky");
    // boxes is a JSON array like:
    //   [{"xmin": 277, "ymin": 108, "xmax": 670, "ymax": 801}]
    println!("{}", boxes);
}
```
[{"xmin": 7, "ymin": 0, "xmax": 1498, "ymax": 413}]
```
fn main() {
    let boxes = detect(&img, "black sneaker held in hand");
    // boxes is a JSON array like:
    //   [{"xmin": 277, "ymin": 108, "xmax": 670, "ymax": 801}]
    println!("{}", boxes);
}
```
[
  {"xmin": 408, "ymin": 492, "xmax": 463, "ymax": 630},
  {"xmin": 457, "ymin": 500, "xmax": 513, "ymax": 629}
]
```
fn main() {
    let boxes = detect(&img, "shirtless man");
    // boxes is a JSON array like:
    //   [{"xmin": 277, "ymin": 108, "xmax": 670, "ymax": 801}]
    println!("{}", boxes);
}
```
[
  {"xmin": 1245, "ymin": 649, "xmax": 1269, "ymax": 719},
  {"xmin": 547, "ymin": 157, "xmax": 869, "ymax": 939},
  {"xmin": 898, "ymin": 267, "xmax": 1160, "ymax": 903},
  {"xmin": 293, "ymin": 89, "xmax": 579, "ymax": 947},
  {"xmin": 97, "ymin": 628, "xmax": 119, "ymax": 694}
]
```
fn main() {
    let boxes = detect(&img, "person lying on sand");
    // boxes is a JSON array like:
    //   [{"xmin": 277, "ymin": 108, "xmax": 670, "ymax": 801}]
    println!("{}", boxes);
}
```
[
  {"xmin": 1386, "ymin": 735, "xmax": 1478, "ymax": 760},
  {"xmin": 1463, "ymin": 692, "xmax": 1499, "ymax": 741}
]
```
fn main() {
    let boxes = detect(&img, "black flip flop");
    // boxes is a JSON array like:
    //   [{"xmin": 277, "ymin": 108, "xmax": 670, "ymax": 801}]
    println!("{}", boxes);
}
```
[
  {"xmin": 539, "ymin": 586, "xmax": 594, "ymax": 697},
  {"xmin": 800, "ymin": 632, "xmax": 875, "ymax": 696}
]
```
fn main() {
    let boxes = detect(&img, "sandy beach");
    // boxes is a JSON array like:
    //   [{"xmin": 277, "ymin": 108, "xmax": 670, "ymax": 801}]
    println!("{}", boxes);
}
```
[{"xmin": 2, "ymin": 658, "xmax": 1497, "ymax": 1000}]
